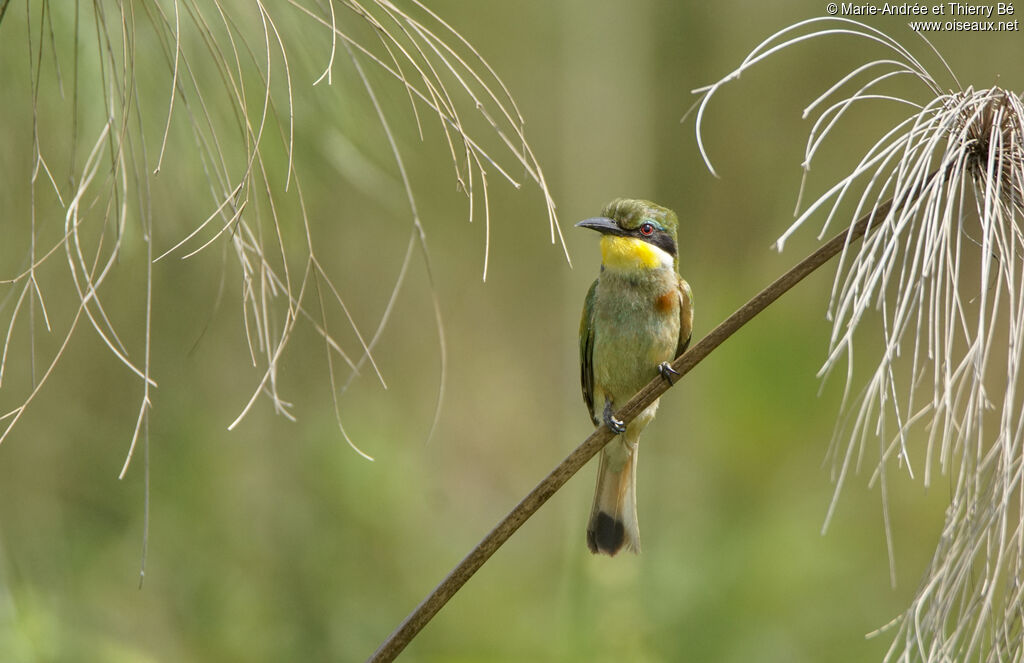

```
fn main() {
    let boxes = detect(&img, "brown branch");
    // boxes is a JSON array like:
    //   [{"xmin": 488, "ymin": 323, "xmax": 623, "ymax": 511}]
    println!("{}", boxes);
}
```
[{"xmin": 368, "ymin": 198, "xmax": 892, "ymax": 662}]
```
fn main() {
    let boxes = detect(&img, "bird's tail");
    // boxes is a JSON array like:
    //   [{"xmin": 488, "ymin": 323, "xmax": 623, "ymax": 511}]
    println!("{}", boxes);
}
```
[{"xmin": 586, "ymin": 434, "xmax": 640, "ymax": 555}]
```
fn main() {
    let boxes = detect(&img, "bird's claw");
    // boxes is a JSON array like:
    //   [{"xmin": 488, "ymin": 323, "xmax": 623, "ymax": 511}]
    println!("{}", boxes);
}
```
[
  {"xmin": 605, "ymin": 414, "xmax": 627, "ymax": 434},
  {"xmin": 658, "ymin": 361, "xmax": 680, "ymax": 385},
  {"xmin": 603, "ymin": 401, "xmax": 627, "ymax": 434}
]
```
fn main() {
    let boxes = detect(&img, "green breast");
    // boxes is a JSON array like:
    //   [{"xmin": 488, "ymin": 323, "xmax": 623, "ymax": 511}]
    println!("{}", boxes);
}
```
[{"xmin": 591, "ymin": 268, "xmax": 680, "ymax": 407}]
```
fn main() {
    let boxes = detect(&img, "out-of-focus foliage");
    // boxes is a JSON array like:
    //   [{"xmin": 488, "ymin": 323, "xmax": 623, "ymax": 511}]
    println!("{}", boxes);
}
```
[{"xmin": 0, "ymin": 1, "xmax": 1021, "ymax": 662}]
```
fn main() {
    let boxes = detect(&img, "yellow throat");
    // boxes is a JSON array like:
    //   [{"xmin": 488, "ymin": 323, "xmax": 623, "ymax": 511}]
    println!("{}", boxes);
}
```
[{"xmin": 600, "ymin": 235, "xmax": 667, "ymax": 271}]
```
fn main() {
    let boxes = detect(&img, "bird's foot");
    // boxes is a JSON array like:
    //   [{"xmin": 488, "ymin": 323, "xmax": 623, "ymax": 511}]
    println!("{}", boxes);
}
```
[
  {"xmin": 657, "ymin": 361, "xmax": 680, "ymax": 386},
  {"xmin": 602, "ymin": 401, "xmax": 626, "ymax": 434}
]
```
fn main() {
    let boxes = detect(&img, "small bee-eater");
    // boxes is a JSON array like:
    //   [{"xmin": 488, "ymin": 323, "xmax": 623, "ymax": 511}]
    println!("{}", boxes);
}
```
[{"xmin": 577, "ymin": 199, "xmax": 694, "ymax": 555}]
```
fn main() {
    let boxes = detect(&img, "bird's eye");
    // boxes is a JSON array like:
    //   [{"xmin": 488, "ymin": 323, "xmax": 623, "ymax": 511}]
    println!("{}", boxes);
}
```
[{"xmin": 639, "ymin": 223, "xmax": 655, "ymax": 236}]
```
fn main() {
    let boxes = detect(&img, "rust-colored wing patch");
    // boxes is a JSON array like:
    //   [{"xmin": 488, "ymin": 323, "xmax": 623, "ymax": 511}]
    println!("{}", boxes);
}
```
[{"xmin": 655, "ymin": 291, "xmax": 677, "ymax": 313}]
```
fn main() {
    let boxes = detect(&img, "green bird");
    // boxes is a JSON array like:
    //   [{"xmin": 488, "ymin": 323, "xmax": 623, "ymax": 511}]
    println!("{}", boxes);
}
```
[{"xmin": 577, "ymin": 199, "xmax": 694, "ymax": 555}]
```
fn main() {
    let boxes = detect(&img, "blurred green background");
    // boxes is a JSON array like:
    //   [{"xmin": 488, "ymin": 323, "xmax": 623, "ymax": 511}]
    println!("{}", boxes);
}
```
[{"xmin": 0, "ymin": 1, "xmax": 1021, "ymax": 661}]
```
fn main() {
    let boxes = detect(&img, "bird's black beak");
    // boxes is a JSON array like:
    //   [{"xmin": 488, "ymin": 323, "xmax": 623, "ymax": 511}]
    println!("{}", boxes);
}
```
[{"xmin": 575, "ymin": 217, "xmax": 624, "ymax": 236}]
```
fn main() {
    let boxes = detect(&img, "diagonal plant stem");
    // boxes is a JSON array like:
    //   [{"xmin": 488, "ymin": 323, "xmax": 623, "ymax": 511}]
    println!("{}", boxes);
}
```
[{"xmin": 369, "ymin": 195, "xmax": 900, "ymax": 662}]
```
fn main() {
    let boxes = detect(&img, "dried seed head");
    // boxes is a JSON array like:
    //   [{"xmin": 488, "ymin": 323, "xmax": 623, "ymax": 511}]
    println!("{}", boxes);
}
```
[
  {"xmin": 956, "ymin": 87, "xmax": 1024, "ymax": 212},
  {"xmin": 695, "ymin": 18, "xmax": 1024, "ymax": 663}
]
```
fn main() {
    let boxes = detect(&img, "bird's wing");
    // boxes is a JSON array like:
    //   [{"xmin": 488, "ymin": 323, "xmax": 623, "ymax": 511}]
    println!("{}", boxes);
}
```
[
  {"xmin": 580, "ymin": 279, "xmax": 599, "ymax": 425},
  {"xmin": 677, "ymin": 277, "xmax": 694, "ymax": 358}
]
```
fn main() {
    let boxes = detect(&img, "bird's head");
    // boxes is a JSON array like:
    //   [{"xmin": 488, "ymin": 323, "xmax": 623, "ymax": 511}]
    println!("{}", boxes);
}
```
[{"xmin": 575, "ymin": 199, "xmax": 679, "ymax": 272}]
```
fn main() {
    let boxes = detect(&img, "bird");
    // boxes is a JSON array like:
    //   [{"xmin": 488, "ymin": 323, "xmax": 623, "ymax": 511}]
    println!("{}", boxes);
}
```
[{"xmin": 576, "ymin": 198, "xmax": 693, "ymax": 555}]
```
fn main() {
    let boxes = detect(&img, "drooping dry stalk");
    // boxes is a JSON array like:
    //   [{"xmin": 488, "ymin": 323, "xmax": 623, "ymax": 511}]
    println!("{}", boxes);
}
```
[
  {"xmin": 2, "ymin": 0, "xmax": 561, "ymax": 590},
  {"xmin": 694, "ymin": 17, "xmax": 1024, "ymax": 662},
  {"xmin": 1, "ymin": 0, "xmax": 562, "ymax": 461}
]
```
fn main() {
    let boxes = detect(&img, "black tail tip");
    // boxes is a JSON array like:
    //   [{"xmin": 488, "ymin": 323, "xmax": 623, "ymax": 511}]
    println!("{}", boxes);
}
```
[{"xmin": 586, "ymin": 511, "xmax": 625, "ymax": 556}]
